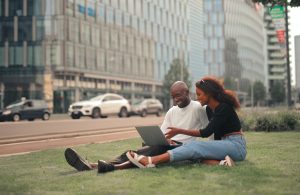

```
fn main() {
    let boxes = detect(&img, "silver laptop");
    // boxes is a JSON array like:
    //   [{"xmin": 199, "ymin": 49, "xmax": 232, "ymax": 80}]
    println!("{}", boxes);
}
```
[{"xmin": 135, "ymin": 125, "xmax": 169, "ymax": 146}]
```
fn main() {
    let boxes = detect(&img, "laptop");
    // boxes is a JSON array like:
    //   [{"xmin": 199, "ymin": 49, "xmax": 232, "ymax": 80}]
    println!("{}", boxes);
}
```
[{"xmin": 135, "ymin": 125, "xmax": 169, "ymax": 146}]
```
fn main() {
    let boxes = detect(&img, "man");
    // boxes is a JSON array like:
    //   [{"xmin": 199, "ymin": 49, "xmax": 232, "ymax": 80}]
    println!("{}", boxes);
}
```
[{"xmin": 65, "ymin": 81, "xmax": 209, "ymax": 173}]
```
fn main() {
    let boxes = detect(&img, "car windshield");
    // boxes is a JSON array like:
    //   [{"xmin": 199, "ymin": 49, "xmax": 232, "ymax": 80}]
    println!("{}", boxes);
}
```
[
  {"xmin": 89, "ymin": 95, "xmax": 104, "ymax": 101},
  {"xmin": 132, "ymin": 99, "xmax": 146, "ymax": 105},
  {"xmin": 6, "ymin": 100, "xmax": 25, "ymax": 109}
]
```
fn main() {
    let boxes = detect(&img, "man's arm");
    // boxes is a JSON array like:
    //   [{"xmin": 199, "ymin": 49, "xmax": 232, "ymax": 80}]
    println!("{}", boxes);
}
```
[{"xmin": 165, "ymin": 127, "xmax": 200, "ymax": 139}]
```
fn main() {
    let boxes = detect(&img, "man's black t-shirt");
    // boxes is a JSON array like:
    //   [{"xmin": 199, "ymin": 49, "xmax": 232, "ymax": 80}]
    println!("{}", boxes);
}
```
[{"xmin": 200, "ymin": 103, "xmax": 241, "ymax": 140}]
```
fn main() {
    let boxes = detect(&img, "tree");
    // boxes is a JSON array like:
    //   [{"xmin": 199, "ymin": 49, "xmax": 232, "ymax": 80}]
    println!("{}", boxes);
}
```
[
  {"xmin": 162, "ymin": 58, "xmax": 191, "ymax": 109},
  {"xmin": 270, "ymin": 81, "xmax": 286, "ymax": 104},
  {"xmin": 253, "ymin": 0, "xmax": 300, "ymax": 7},
  {"xmin": 223, "ymin": 77, "xmax": 235, "ymax": 91},
  {"xmin": 250, "ymin": 81, "xmax": 266, "ymax": 106}
]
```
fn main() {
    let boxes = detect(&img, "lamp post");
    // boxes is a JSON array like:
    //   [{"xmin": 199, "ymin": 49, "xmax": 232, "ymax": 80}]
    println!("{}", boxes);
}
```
[
  {"xmin": 180, "ymin": 36, "xmax": 187, "ymax": 81},
  {"xmin": 251, "ymin": 81, "xmax": 254, "ymax": 108},
  {"xmin": 284, "ymin": 3, "xmax": 292, "ymax": 107}
]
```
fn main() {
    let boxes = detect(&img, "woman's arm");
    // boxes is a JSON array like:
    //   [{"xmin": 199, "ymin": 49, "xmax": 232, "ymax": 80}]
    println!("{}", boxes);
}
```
[{"xmin": 165, "ymin": 127, "xmax": 201, "ymax": 139}]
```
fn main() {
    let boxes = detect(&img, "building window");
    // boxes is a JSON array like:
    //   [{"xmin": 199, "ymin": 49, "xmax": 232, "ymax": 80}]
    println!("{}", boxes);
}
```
[
  {"xmin": 34, "ymin": 45, "xmax": 42, "ymax": 66},
  {"xmin": 115, "ymin": 10, "xmax": 122, "ymax": 26},
  {"xmin": 135, "ymin": 0, "xmax": 141, "ymax": 16},
  {"xmin": 18, "ymin": 18, "xmax": 32, "ymax": 41},
  {"xmin": 66, "ymin": 0, "xmax": 75, "ymax": 16},
  {"xmin": 124, "ymin": 13, "xmax": 130, "ymax": 27},
  {"xmin": 66, "ymin": 43, "xmax": 74, "ymax": 67},
  {"xmin": 27, "ymin": 45, "xmax": 43, "ymax": 66},
  {"xmin": 142, "ymin": 1, "xmax": 148, "ymax": 19},
  {"xmin": 111, "ymin": 0, "xmax": 119, "ymax": 8},
  {"xmin": 87, "ymin": 0, "xmax": 96, "ymax": 17},
  {"xmin": 68, "ymin": 18, "xmax": 77, "ymax": 42},
  {"xmin": 0, "ymin": 47, "xmax": 4, "ymax": 66},
  {"xmin": 9, "ymin": 0, "xmax": 23, "ymax": 16},
  {"xmin": 128, "ymin": 0, "xmax": 134, "ymax": 13},
  {"xmin": 81, "ymin": 22, "xmax": 91, "ymax": 44},
  {"xmin": 106, "ymin": 7, "xmax": 115, "ymax": 24},
  {"xmin": 97, "ymin": 50, "xmax": 106, "ymax": 71},
  {"xmin": 27, "ymin": 0, "xmax": 42, "ymax": 16},
  {"xmin": 111, "ymin": 30, "xmax": 118, "ymax": 50},
  {"xmin": 0, "ymin": 0, "xmax": 3, "ymax": 16},
  {"xmin": 132, "ymin": 16, "xmax": 138, "ymax": 29},
  {"xmin": 86, "ymin": 47, "xmax": 96, "ymax": 70},
  {"xmin": 1, "ymin": 21, "xmax": 14, "ymax": 41},
  {"xmin": 9, "ymin": 45, "xmax": 23, "ymax": 66},
  {"xmin": 36, "ymin": 19, "xmax": 45, "ymax": 41},
  {"xmin": 98, "ymin": 3, "xmax": 106, "ymax": 22},
  {"xmin": 45, "ymin": 0, "xmax": 56, "ymax": 16}
]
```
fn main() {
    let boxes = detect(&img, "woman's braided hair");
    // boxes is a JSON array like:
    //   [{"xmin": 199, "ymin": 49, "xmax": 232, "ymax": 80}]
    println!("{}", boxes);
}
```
[{"xmin": 195, "ymin": 76, "xmax": 240, "ymax": 109}]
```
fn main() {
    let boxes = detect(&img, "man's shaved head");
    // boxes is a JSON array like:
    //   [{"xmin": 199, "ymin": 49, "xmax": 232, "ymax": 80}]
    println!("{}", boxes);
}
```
[
  {"xmin": 170, "ymin": 81, "xmax": 189, "ymax": 93},
  {"xmin": 170, "ymin": 81, "xmax": 190, "ymax": 108}
]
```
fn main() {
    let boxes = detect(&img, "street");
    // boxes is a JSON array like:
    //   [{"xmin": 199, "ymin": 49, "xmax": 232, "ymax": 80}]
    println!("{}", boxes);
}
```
[{"xmin": 0, "ymin": 115, "xmax": 164, "ymax": 156}]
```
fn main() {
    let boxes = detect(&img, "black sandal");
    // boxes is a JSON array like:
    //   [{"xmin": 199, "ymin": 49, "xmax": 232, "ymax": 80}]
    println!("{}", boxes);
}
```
[{"xmin": 64, "ymin": 148, "xmax": 92, "ymax": 171}]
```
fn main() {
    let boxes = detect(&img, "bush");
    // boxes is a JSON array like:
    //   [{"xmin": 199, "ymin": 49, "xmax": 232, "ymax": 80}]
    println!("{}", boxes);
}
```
[{"xmin": 239, "ymin": 110, "xmax": 300, "ymax": 132}]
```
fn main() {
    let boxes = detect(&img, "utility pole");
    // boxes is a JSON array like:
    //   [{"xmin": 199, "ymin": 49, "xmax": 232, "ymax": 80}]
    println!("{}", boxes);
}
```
[{"xmin": 285, "ymin": 3, "xmax": 292, "ymax": 107}]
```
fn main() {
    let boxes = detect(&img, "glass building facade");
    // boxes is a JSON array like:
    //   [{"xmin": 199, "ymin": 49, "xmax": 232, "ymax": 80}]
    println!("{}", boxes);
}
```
[
  {"xmin": 203, "ymin": 0, "xmax": 266, "ymax": 94},
  {"xmin": 0, "ymin": 0, "xmax": 202, "ymax": 112}
]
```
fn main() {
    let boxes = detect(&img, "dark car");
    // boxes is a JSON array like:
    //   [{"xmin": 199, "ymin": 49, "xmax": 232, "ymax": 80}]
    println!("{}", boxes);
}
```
[
  {"xmin": 130, "ymin": 99, "xmax": 163, "ymax": 117},
  {"xmin": 0, "ymin": 99, "xmax": 51, "ymax": 122}
]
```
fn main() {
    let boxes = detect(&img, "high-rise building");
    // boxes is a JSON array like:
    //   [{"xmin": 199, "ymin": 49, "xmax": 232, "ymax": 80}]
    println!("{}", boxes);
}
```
[
  {"xmin": 264, "ymin": 7, "xmax": 287, "ymax": 101},
  {"xmin": 203, "ymin": 0, "xmax": 266, "ymax": 95},
  {"xmin": 0, "ymin": 0, "xmax": 203, "ymax": 112}
]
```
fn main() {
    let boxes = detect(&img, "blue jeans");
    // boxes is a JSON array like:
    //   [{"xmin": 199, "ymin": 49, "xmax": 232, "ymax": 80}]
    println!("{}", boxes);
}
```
[{"xmin": 168, "ymin": 134, "xmax": 247, "ymax": 162}]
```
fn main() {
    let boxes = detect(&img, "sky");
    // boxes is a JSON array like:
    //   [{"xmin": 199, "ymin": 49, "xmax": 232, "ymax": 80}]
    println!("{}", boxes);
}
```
[{"xmin": 289, "ymin": 7, "xmax": 300, "ymax": 86}]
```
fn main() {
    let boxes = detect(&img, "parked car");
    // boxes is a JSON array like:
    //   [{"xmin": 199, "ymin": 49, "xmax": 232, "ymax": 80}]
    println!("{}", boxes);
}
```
[
  {"xmin": 130, "ymin": 99, "xmax": 163, "ymax": 117},
  {"xmin": 68, "ymin": 93, "xmax": 131, "ymax": 119},
  {"xmin": 0, "ymin": 99, "xmax": 51, "ymax": 122}
]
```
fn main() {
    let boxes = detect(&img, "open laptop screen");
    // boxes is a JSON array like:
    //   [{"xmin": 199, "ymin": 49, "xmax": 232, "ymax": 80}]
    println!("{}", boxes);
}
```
[{"xmin": 135, "ymin": 126, "xmax": 169, "ymax": 146}]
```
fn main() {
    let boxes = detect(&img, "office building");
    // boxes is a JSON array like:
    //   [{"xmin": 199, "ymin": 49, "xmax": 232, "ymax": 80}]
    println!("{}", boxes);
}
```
[
  {"xmin": 203, "ymin": 0, "xmax": 266, "ymax": 95},
  {"xmin": 0, "ymin": 0, "xmax": 204, "ymax": 112}
]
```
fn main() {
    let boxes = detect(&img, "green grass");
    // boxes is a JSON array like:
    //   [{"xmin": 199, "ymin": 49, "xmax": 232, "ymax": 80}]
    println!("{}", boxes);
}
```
[{"xmin": 0, "ymin": 132, "xmax": 300, "ymax": 195}]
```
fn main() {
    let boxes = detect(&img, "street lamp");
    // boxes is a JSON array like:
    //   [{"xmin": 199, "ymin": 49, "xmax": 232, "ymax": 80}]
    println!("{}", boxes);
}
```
[
  {"xmin": 180, "ymin": 36, "xmax": 187, "ymax": 81},
  {"xmin": 251, "ymin": 81, "xmax": 254, "ymax": 108},
  {"xmin": 234, "ymin": 78, "xmax": 240, "ymax": 92}
]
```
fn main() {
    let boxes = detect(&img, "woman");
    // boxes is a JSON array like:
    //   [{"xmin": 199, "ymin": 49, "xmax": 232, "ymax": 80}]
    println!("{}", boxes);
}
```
[{"xmin": 126, "ymin": 76, "xmax": 247, "ymax": 168}]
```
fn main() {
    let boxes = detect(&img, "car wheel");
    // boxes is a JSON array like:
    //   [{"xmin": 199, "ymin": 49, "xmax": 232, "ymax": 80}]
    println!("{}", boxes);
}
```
[
  {"xmin": 156, "ymin": 109, "xmax": 162, "ymax": 117},
  {"xmin": 71, "ymin": 115, "xmax": 81, "ymax": 119},
  {"xmin": 42, "ymin": 113, "xmax": 50, "ymax": 120},
  {"xmin": 92, "ymin": 108, "xmax": 101, "ymax": 119},
  {"xmin": 119, "ymin": 107, "xmax": 128, "ymax": 118},
  {"xmin": 140, "ymin": 109, "xmax": 147, "ymax": 117},
  {"xmin": 12, "ymin": 114, "xmax": 20, "ymax": 122}
]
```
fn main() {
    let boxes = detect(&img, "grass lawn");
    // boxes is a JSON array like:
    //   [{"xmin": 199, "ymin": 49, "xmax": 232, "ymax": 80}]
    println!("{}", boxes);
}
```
[{"xmin": 0, "ymin": 132, "xmax": 300, "ymax": 195}]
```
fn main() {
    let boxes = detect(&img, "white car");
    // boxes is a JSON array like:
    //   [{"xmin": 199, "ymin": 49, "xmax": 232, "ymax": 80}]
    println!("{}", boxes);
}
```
[
  {"xmin": 68, "ymin": 93, "xmax": 131, "ymax": 119},
  {"xmin": 130, "ymin": 99, "xmax": 163, "ymax": 117}
]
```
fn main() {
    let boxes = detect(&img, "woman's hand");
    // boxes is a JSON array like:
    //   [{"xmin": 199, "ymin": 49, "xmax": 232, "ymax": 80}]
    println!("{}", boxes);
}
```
[{"xmin": 165, "ymin": 127, "xmax": 185, "ymax": 139}]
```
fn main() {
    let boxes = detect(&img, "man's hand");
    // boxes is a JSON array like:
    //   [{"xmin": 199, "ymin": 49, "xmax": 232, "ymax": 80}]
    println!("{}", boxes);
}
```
[
  {"xmin": 166, "ymin": 139, "xmax": 178, "ymax": 146},
  {"xmin": 165, "ymin": 127, "xmax": 185, "ymax": 139}
]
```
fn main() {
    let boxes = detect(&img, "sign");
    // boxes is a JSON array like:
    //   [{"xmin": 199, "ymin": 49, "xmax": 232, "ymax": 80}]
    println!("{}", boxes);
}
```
[
  {"xmin": 269, "ymin": 5, "xmax": 286, "ymax": 55},
  {"xmin": 269, "ymin": 5, "xmax": 285, "ymax": 19}
]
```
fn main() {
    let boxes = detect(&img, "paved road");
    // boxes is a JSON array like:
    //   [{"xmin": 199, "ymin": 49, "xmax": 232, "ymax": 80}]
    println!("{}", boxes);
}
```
[{"xmin": 0, "ymin": 116, "xmax": 164, "ymax": 156}]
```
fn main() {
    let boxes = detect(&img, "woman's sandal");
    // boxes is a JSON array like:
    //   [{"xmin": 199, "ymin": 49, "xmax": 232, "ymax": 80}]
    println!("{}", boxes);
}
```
[
  {"xmin": 126, "ymin": 151, "xmax": 155, "ymax": 168},
  {"xmin": 219, "ymin": 155, "xmax": 235, "ymax": 167}
]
